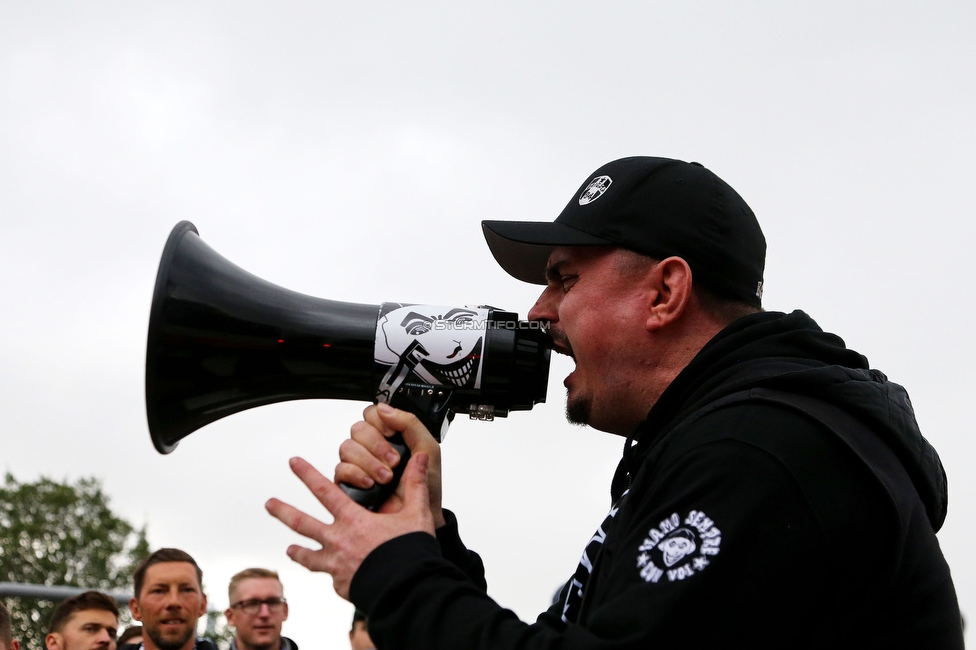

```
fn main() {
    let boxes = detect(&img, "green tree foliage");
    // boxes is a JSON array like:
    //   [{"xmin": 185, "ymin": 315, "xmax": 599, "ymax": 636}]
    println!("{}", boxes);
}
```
[
  {"xmin": 202, "ymin": 610, "xmax": 235, "ymax": 649},
  {"xmin": 0, "ymin": 473, "xmax": 149, "ymax": 649}
]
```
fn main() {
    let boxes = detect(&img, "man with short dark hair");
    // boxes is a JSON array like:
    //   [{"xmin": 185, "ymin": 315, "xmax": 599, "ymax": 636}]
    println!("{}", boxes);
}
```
[
  {"xmin": 268, "ymin": 157, "xmax": 964, "ymax": 648},
  {"xmin": 116, "ymin": 625, "xmax": 143, "ymax": 649},
  {"xmin": 224, "ymin": 569, "xmax": 297, "ymax": 650},
  {"xmin": 45, "ymin": 591, "xmax": 119, "ymax": 650},
  {"xmin": 0, "ymin": 601, "xmax": 20, "ymax": 650},
  {"xmin": 129, "ymin": 549, "xmax": 214, "ymax": 650},
  {"xmin": 348, "ymin": 611, "xmax": 373, "ymax": 650}
]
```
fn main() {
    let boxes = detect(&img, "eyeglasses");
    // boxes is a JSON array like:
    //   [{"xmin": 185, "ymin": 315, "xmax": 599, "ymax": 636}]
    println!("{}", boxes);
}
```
[{"xmin": 230, "ymin": 598, "xmax": 287, "ymax": 615}]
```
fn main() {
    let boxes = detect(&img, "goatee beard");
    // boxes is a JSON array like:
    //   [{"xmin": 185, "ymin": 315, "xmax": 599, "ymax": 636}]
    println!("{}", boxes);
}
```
[
  {"xmin": 566, "ymin": 391, "xmax": 590, "ymax": 426},
  {"xmin": 147, "ymin": 626, "xmax": 195, "ymax": 650}
]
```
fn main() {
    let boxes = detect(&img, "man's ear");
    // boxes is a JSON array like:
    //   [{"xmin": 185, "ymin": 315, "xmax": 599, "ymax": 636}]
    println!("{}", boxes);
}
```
[
  {"xmin": 10, "ymin": 639, "xmax": 20, "ymax": 650},
  {"xmin": 282, "ymin": 601, "xmax": 289, "ymax": 622},
  {"xmin": 197, "ymin": 593, "xmax": 208, "ymax": 617},
  {"xmin": 129, "ymin": 597, "xmax": 142, "ymax": 622},
  {"xmin": 44, "ymin": 632, "xmax": 61, "ymax": 650},
  {"xmin": 645, "ymin": 257, "xmax": 693, "ymax": 332},
  {"xmin": 224, "ymin": 607, "xmax": 236, "ymax": 627}
]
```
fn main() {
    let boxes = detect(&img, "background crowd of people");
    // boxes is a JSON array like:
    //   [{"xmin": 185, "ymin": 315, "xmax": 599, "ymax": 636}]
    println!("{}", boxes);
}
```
[{"xmin": 0, "ymin": 548, "xmax": 374, "ymax": 650}]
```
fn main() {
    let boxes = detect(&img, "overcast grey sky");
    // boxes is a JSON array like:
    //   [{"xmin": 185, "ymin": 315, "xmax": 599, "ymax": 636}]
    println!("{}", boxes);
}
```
[{"xmin": 2, "ymin": 2, "xmax": 975, "ymax": 646}]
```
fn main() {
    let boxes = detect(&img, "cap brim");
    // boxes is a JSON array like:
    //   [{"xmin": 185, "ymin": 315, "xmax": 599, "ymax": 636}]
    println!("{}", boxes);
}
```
[{"xmin": 482, "ymin": 220, "xmax": 611, "ymax": 285}]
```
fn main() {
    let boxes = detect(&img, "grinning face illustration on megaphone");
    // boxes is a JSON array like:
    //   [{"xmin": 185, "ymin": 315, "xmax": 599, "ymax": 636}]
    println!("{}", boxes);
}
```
[{"xmin": 375, "ymin": 304, "xmax": 489, "ymax": 393}]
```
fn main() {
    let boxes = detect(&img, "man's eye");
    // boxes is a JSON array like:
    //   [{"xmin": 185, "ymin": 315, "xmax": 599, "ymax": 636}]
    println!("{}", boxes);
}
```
[{"xmin": 561, "ymin": 275, "xmax": 578, "ymax": 291}]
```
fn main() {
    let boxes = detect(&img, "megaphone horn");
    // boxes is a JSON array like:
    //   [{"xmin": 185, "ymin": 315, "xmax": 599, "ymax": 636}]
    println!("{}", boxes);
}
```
[{"xmin": 145, "ymin": 222, "xmax": 551, "ymax": 507}]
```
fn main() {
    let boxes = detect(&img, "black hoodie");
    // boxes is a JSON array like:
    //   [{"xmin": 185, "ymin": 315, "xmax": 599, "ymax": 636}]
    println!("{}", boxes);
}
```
[{"xmin": 350, "ymin": 311, "xmax": 963, "ymax": 649}]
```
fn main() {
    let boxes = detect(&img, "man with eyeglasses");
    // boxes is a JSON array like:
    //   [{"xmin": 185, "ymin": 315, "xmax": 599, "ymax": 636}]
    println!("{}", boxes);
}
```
[{"xmin": 225, "ymin": 569, "xmax": 297, "ymax": 650}]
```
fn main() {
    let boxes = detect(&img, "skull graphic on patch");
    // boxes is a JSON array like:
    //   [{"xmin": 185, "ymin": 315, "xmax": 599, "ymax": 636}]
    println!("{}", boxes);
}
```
[
  {"xmin": 636, "ymin": 510, "xmax": 722, "ymax": 584},
  {"xmin": 374, "ymin": 304, "xmax": 489, "ymax": 401},
  {"xmin": 578, "ymin": 175, "xmax": 612, "ymax": 205}
]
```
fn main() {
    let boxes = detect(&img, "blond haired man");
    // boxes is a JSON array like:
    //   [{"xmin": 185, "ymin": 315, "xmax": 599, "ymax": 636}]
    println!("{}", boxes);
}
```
[{"xmin": 225, "ymin": 569, "xmax": 297, "ymax": 650}]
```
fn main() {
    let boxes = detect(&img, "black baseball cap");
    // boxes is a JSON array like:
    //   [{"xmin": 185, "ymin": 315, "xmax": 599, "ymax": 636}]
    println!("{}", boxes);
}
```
[{"xmin": 482, "ymin": 156, "xmax": 766, "ymax": 307}]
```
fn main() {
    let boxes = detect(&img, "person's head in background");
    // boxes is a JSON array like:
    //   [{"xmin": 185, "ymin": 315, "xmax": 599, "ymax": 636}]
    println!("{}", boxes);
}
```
[
  {"xmin": 129, "ymin": 548, "xmax": 207, "ymax": 650},
  {"xmin": 45, "ymin": 591, "xmax": 120, "ymax": 650},
  {"xmin": 349, "ymin": 611, "xmax": 374, "ymax": 650},
  {"xmin": 225, "ymin": 568, "xmax": 289, "ymax": 650},
  {"xmin": 117, "ymin": 625, "xmax": 143, "ymax": 648}
]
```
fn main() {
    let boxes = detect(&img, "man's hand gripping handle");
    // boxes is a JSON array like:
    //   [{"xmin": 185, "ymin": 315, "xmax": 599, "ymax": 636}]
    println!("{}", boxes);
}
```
[{"xmin": 339, "ymin": 432, "xmax": 411, "ymax": 511}]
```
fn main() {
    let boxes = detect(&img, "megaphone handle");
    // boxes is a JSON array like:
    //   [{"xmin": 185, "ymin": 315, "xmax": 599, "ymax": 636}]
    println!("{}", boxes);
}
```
[{"xmin": 339, "ymin": 432, "xmax": 411, "ymax": 512}]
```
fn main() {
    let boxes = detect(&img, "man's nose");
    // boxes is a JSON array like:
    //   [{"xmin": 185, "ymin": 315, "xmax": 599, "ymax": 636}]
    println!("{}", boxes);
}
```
[{"xmin": 527, "ymin": 287, "xmax": 557, "ymax": 323}]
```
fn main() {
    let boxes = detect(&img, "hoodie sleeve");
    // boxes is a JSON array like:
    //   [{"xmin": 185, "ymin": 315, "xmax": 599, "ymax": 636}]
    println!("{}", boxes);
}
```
[{"xmin": 434, "ymin": 508, "xmax": 487, "ymax": 591}]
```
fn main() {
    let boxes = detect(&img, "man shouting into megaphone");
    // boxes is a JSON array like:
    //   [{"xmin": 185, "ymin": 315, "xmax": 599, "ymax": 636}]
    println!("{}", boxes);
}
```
[{"xmin": 266, "ymin": 157, "xmax": 963, "ymax": 649}]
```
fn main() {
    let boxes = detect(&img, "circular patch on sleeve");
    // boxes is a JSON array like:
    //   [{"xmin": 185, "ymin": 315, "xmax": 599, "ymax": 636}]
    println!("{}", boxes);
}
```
[{"xmin": 636, "ymin": 510, "xmax": 722, "ymax": 583}]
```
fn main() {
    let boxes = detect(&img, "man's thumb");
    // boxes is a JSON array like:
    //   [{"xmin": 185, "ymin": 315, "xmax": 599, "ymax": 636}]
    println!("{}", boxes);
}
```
[
  {"xmin": 402, "ymin": 452, "xmax": 430, "ymax": 512},
  {"xmin": 376, "ymin": 403, "xmax": 436, "ymax": 452}
]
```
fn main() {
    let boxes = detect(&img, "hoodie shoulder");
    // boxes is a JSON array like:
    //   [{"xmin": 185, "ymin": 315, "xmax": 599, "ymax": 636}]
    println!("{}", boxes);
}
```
[{"xmin": 641, "ymin": 310, "xmax": 948, "ymax": 530}]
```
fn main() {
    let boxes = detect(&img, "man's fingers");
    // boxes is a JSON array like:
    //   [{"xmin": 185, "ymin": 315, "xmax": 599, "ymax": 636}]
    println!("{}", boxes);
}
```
[
  {"xmin": 375, "ymin": 403, "xmax": 439, "ymax": 455},
  {"xmin": 265, "ymin": 497, "xmax": 331, "ymax": 542},
  {"xmin": 357, "ymin": 409, "xmax": 409, "ymax": 468},
  {"xmin": 289, "ymin": 456, "xmax": 333, "ymax": 502},
  {"xmin": 334, "ymin": 461, "xmax": 374, "ymax": 490},
  {"xmin": 362, "ymin": 404, "xmax": 393, "ymax": 433},
  {"xmin": 373, "ymin": 404, "xmax": 445, "ymax": 527},
  {"xmin": 286, "ymin": 544, "xmax": 329, "ymax": 572},
  {"xmin": 340, "ymin": 432, "xmax": 398, "ymax": 482},
  {"xmin": 290, "ymin": 457, "xmax": 356, "ymax": 519}
]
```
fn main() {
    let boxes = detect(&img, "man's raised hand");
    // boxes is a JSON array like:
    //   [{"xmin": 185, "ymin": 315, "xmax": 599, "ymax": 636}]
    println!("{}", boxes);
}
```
[{"xmin": 266, "ymin": 452, "xmax": 435, "ymax": 600}]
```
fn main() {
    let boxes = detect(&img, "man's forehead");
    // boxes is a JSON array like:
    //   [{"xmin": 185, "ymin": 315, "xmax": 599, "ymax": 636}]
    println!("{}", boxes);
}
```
[
  {"xmin": 66, "ymin": 608, "xmax": 118, "ymax": 628},
  {"xmin": 232, "ymin": 577, "xmax": 283, "ymax": 599},
  {"xmin": 144, "ymin": 561, "xmax": 200, "ymax": 585}
]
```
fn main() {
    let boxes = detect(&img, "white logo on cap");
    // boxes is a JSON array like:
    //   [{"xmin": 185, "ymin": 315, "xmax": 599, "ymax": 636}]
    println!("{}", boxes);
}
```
[{"xmin": 579, "ymin": 175, "xmax": 612, "ymax": 206}]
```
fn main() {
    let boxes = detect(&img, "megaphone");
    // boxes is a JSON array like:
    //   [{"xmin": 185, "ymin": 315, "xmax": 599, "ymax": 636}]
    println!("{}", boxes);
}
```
[{"xmin": 146, "ymin": 221, "xmax": 551, "ymax": 508}]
